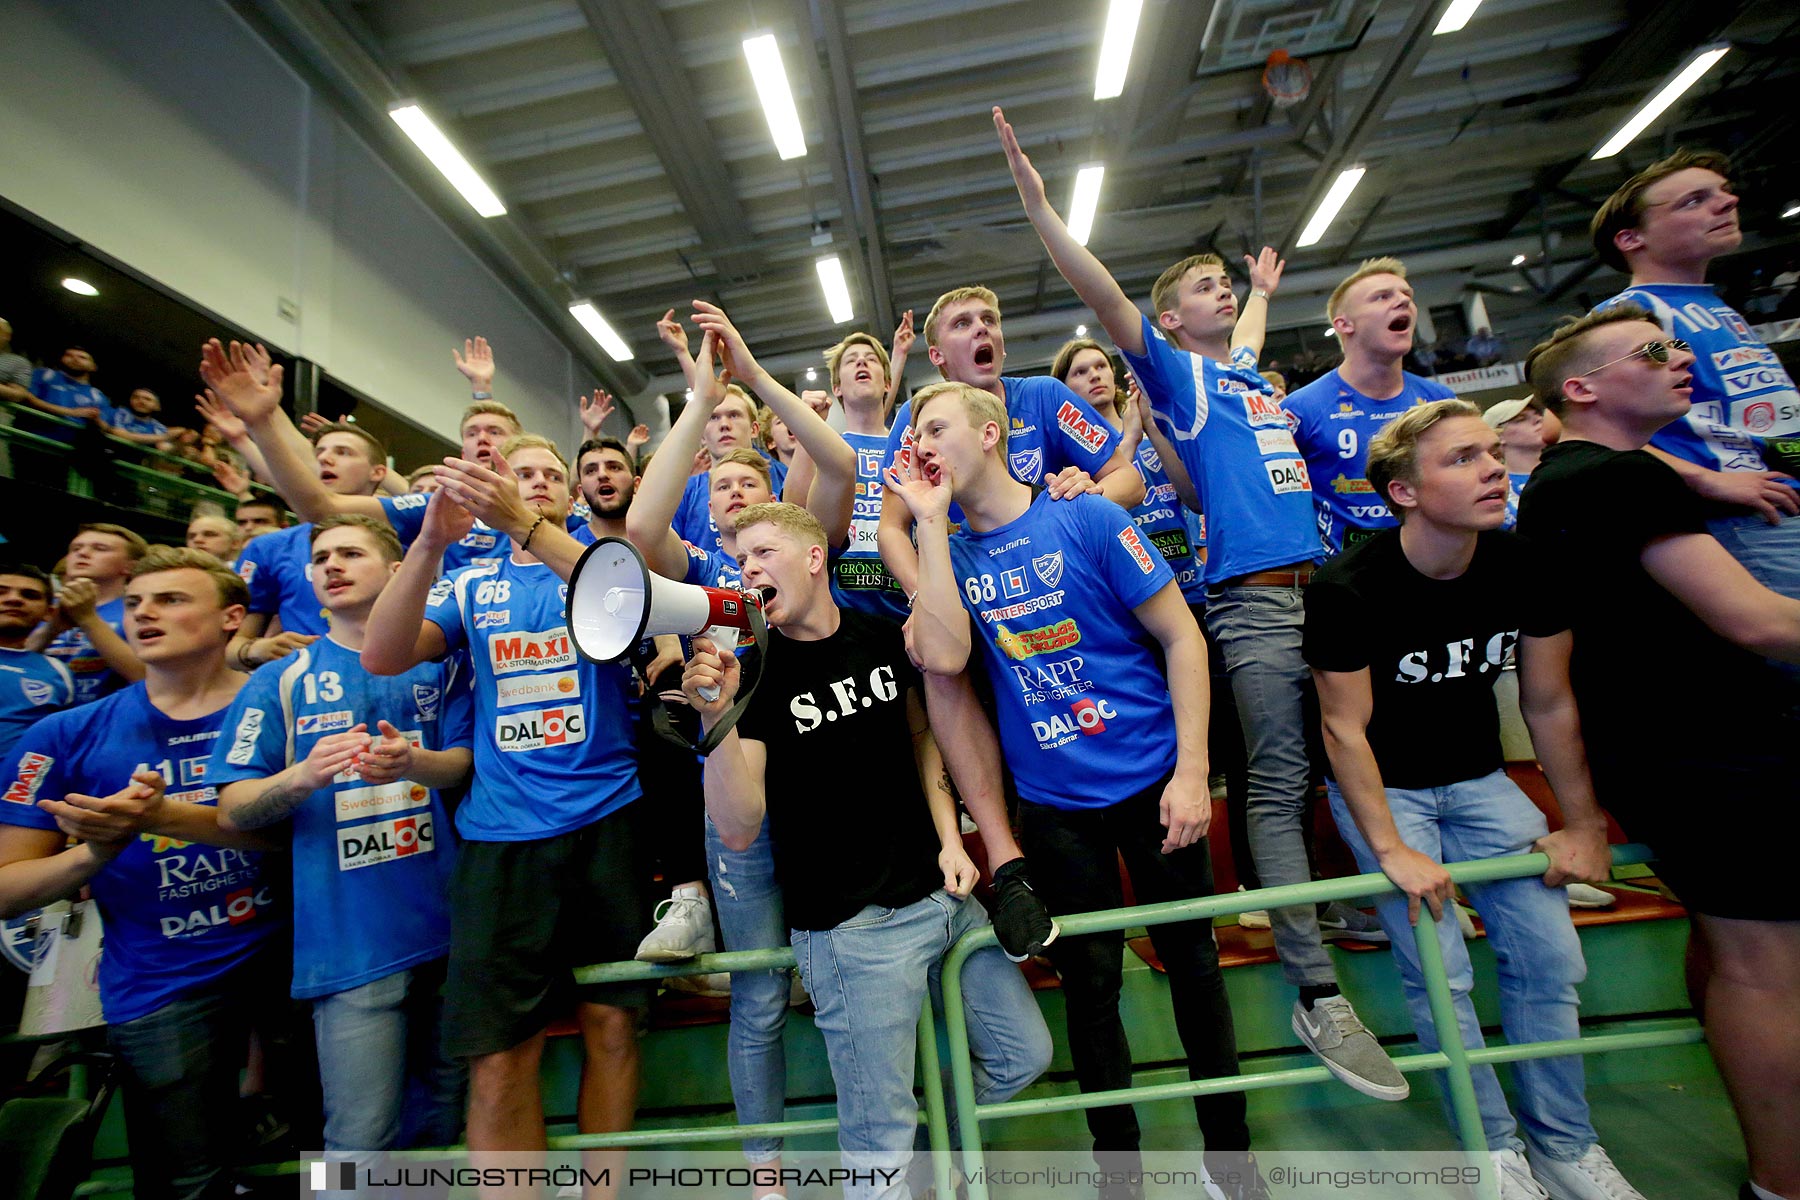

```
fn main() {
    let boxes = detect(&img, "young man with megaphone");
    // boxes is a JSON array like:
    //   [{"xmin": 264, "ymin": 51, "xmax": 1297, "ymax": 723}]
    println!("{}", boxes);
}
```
[
  {"xmin": 682, "ymin": 500, "xmax": 1051, "ymax": 1200},
  {"xmin": 361, "ymin": 434, "xmax": 646, "ymax": 1197},
  {"xmin": 624, "ymin": 314, "xmax": 862, "ymax": 1185}
]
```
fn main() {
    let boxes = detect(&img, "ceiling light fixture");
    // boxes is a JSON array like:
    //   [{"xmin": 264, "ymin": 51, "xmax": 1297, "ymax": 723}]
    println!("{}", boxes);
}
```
[
  {"xmin": 568, "ymin": 302, "xmax": 634, "ymax": 362},
  {"xmin": 816, "ymin": 255, "xmax": 854, "ymax": 324},
  {"xmin": 1511, "ymin": 253, "xmax": 1527, "ymax": 266},
  {"xmin": 743, "ymin": 33, "xmax": 807, "ymax": 160},
  {"xmin": 1433, "ymin": 0, "xmax": 1483, "ymax": 35},
  {"xmin": 1297, "ymin": 166, "xmax": 1366, "ymax": 248},
  {"xmin": 61, "ymin": 278, "xmax": 99, "ymax": 297},
  {"xmin": 1093, "ymin": 0, "xmax": 1144, "ymax": 100},
  {"xmin": 1591, "ymin": 45, "xmax": 1730, "ymax": 160},
  {"xmin": 389, "ymin": 103, "xmax": 507, "ymax": 218},
  {"xmin": 1782, "ymin": 203, "xmax": 1800, "ymax": 220},
  {"xmin": 1067, "ymin": 165, "xmax": 1106, "ymax": 247},
  {"xmin": 1076, "ymin": 324, "xmax": 1088, "ymax": 336}
]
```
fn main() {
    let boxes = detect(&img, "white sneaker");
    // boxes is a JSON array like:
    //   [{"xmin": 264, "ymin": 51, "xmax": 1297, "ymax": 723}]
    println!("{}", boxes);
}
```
[
  {"xmin": 1565, "ymin": 884, "xmax": 1616, "ymax": 910},
  {"xmin": 1235, "ymin": 886, "xmax": 1271, "ymax": 930},
  {"xmin": 1527, "ymin": 1145, "xmax": 1647, "ymax": 1200},
  {"xmin": 1491, "ymin": 1149, "xmax": 1551, "ymax": 1200},
  {"xmin": 635, "ymin": 885, "xmax": 715, "ymax": 962}
]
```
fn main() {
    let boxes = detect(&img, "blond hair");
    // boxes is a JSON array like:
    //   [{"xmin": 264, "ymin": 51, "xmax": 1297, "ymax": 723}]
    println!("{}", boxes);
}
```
[
  {"xmin": 924, "ymin": 286, "xmax": 1000, "ymax": 349},
  {"xmin": 461, "ymin": 401, "xmax": 522, "ymax": 436},
  {"xmin": 823, "ymin": 332, "xmax": 891, "ymax": 393},
  {"xmin": 910, "ymin": 382, "xmax": 1009, "ymax": 457},
  {"xmin": 130, "ymin": 545, "xmax": 250, "ymax": 609},
  {"xmin": 76, "ymin": 523, "xmax": 150, "ymax": 561},
  {"xmin": 1150, "ymin": 254, "xmax": 1227, "ymax": 327},
  {"xmin": 1523, "ymin": 304, "xmax": 1656, "ymax": 415},
  {"xmin": 710, "ymin": 448, "xmax": 773, "ymax": 491},
  {"xmin": 733, "ymin": 501, "xmax": 828, "ymax": 550},
  {"xmin": 1365, "ymin": 399, "xmax": 1483, "ymax": 521},
  {"xmin": 312, "ymin": 421, "xmax": 388, "ymax": 465},
  {"xmin": 499, "ymin": 433, "xmax": 568, "ymax": 474},
  {"xmin": 1327, "ymin": 257, "xmax": 1408, "ymax": 322}
]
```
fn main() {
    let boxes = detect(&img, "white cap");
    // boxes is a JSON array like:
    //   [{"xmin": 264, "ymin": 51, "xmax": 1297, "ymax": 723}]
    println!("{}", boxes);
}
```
[{"xmin": 1482, "ymin": 397, "xmax": 1533, "ymax": 429}]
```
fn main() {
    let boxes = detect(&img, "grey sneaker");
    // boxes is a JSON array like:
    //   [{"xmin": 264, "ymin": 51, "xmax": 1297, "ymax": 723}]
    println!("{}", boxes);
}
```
[
  {"xmin": 635, "ymin": 885, "xmax": 715, "ymax": 962},
  {"xmin": 1527, "ymin": 1145, "xmax": 1646, "ymax": 1200},
  {"xmin": 1491, "ymin": 1149, "xmax": 1551, "ymax": 1200},
  {"xmin": 1291, "ymin": 995, "xmax": 1409, "ymax": 1100},
  {"xmin": 1318, "ymin": 901, "xmax": 1389, "ymax": 943}
]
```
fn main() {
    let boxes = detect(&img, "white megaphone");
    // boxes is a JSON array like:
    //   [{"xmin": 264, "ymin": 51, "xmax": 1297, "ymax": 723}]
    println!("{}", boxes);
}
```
[{"xmin": 566, "ymin": 536, "xmax": 766, "ymax": 702}]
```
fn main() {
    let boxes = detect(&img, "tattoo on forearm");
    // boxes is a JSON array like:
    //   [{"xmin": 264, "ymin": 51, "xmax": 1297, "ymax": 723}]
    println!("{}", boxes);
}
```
[
  {"xmin": 937, "ymin": 770, "xmax": 956, "ymax": 799},
  {"xmin": 232, "ymin": 779, "xmax": 310, "ymax": 829}
]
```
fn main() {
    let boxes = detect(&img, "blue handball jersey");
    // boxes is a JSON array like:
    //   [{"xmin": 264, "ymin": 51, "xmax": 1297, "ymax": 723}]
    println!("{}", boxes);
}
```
[
  {"xmin": 209, "ymin": 639, "xmax": 471, "ymax": 999},
  {"xmin": 104, "ymin": 409, "xmax": 168, "ymax": 438},
  {"xmin": 883, "ymin": 375, "xmax": 1122, "ymax": 526},
  {"xmin": 45, "ymin": 595, "xmax": 130, "ymax": 706},
  {"xmin": 1502, "ymin": 471, "xmax": 1532, "ymax": 532},
  {"xmin": 1121, "ymin": 316, "xmax": 1323, "ymax": 583},
  {"xmin": 380, "ymin": 493, "xmax": 511, "ymax": 572},
  {"xmin": 1284, "ymin": 368, "xmax": 1457, "ymax": 553},
  {"xmin": 0, "ymin": 685, "xmax": 286, "ymax": 1024},
  {"xmin": 948, "ymin": 492, "xmax": 1178, "ymax": 809},
  {"xmin": 1598, "ymin": 284, "xmax": 1800, "ymax": 481},
  {"xmin": 672, "ymin": 459, "xmax": 790, "ymax": 556},
  {"xmin": 425, "ymin": 555, "xmax": 639, "ymax": 841},
  {"xmin": 1125, "ymin": 436, "xmax": 1205, "ymax": 604},
  {"xmin": 833, "ymin": 430, "xmax": 908, "ymax": 621},
  {"xmin": 0, "ymin": 648, "xmax": 73, "ymax": 763},
  {"xmin": 237, "ymin": 523, "xmax": 327, "ymax": 637}
]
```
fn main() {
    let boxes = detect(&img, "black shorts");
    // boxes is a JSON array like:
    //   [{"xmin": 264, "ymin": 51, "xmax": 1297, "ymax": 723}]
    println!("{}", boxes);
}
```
[
  {"xmin": 1596, "ymin": 752, "xmax": 1799, "ymax": 922},
  {"xmin": 442, "ymin": 803, "xmax": 656, "ymax": 1059}
]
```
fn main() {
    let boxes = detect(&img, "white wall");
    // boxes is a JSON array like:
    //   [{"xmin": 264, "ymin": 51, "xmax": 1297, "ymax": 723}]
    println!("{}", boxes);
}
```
[{"xmin": 0, "ymin": 0, "xmax": 580, "ymax": 446}]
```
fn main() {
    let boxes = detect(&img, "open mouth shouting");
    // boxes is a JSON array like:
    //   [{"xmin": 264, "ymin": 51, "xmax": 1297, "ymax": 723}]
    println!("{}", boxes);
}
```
[
  {"xmin": 971, "ymin": 343, "xmax": 997, "ymax": 371},
  {"xmin": 1387, "ymin": 312, "xmax": 1413, "ymax": 335}
]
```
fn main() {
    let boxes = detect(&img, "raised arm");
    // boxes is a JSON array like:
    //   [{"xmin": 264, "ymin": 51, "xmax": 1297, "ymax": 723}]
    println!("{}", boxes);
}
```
[
  {"xmin": 434, "ymin": 453, "xmax": 589, "ymax": 583},
  {"xmin": 886, "ymin": 310, "xmax": 916, "ymax": 412},
  {"xmin": 885, "ymin": 458, "xmax": 970, "ymax": 675},
  {"xmin": 1314, "ymin": 666, "xmax": 1453, "ymax": 923},
  {"xmin": 656, "ymin": 310, "xmax": 698, "ymax": 387},
  {"xmin": 683, "ymin": 638, "xmax": 767, "ymax": 852},
  {"xmin": 994, "ymin": 106, "xmax": 1145, "ymax": 357},
  {"xmin": 1229, "ymin": 247, "xmax": 1285, "ymax": 359},
  {"xmin": 691, "ymin": 301, "xmax": 857, "ymax": 546},
  {"xmin": 626, "ymin": 332, "xmax": 726, "ymax": 579},
  {"xmin": 53, "ymin": 579, "xmax": 143, "ymax": 685},
  {"xmin": 1515, "ymin": 631, "xmax": 1611, "ymax": 886},
  {"xmin": 363, "ymin": 492, "xmax": 459, "ymax": 675},
  {"xmin": 199, "ymin": 339, "xmax": 384, "ymax": 524}
]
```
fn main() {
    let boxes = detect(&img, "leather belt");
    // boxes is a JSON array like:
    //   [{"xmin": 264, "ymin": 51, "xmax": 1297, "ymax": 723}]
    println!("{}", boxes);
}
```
[{"xmin": 1216, "ymin": 564, "xmax": 1316, "ymax": 588}]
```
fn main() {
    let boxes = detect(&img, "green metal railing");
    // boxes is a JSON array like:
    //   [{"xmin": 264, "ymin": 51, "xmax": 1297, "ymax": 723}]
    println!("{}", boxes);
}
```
[
  {"xmin": 21, "ymin": 844, "xmax": 1702, "ymax": 1199},
  {"xmin": 939, "ymin": 843, "xmax": 1702, "ymax": 1200}
]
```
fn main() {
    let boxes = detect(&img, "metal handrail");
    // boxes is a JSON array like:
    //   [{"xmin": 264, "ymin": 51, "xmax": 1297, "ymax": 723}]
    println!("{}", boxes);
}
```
[{"xmin": 939, "ymin": 843, "xmax": 1701, "ymax": 1200}]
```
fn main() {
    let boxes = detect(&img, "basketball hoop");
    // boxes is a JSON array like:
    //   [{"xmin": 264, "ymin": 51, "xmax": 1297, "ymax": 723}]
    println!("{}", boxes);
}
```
[{"xmin": 1262, "ymin": 49, "xmax": 1312, "ymax": 109}]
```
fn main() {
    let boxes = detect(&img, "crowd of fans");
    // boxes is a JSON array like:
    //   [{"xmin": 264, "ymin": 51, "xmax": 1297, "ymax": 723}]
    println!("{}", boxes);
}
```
[{"xmin": 0, "ymin": 131, "xmax": 1796, "ymax": 1200}]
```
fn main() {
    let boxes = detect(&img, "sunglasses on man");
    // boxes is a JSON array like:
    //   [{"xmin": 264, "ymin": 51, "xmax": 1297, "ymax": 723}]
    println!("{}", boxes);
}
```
[{"xmin": 1577, "ymin": 338, "xmax": 1691, "ymax": 379}]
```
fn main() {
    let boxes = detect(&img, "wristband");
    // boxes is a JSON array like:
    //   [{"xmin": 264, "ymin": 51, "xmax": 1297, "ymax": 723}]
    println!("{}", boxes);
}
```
[
  {"xmin": 521, "ymin": 514, "xmax": 548, "ymax": 552},
  {"xmin": 470, "ymin": 390, "xmax": 493, "ymax": 400},
  {"xmin": 1252, "ymin": 288, "xmax": 1270, "ymax": 300}
]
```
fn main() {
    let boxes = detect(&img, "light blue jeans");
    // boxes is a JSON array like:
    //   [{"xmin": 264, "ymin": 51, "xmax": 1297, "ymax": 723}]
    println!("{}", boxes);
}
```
[
  {"xmin": 1205, "ymin": 584, "xmax": 1336, "ymax": 987},
  {"xmin": 792, "ymin": 889, "xmax": 1052, "ymax": 1200},
  {"xmin": 1326, "ymin": 770, "xmax": 1596, "ymax": 1159},
  {"xmin": 706, "ymin": 814, "xmax": 791, "ymax": 1164},
  {"xmin": 312, "ymin": 963, "xmax": 465, "ymax": 1163}
]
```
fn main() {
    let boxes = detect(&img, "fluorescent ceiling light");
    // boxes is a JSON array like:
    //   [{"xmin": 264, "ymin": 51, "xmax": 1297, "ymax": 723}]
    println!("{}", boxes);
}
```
[
  {"xmin": 1067, "ymin": 165, "xmax": 1106, "ymax": 246},
  {"xmin": 389, "ymin": 103, "xmax": 507, "ymax": 218},
  {"xmin": 743, "ymin": 34, "xmax": 806, "ymax": 160},
  {"xmin": 1784, "ymin": 204, "xmax": 1800, "ymax": 220},
  {"xmin": 1511, "ymin": 253, "xmax": 1527, "ymax": 266},
  {"xmin": 1591, "ymin": 46, "xmax": 1729, "ymax": 160},
  {"xmin": 1093, "ymin": 0, "xmax": 1144, "ymax": 100},
  {"xmin": 61, "ymin": 277, "xmax": 98, "ymax": 296},
  {"xmin": 568, "ymin": 302, "xmax": 634, "ymax": 362},
  {"xmin": 1433, "ymin": 0, "xmax": 1483, "ymax": 35},
  {"xmin": 1076, "ymin": 324, "xmax": 1088, "ymax": 336},
  {"xmin": 1297, "ymin": 166, "xmax": 1366, "ymax": 248},
  {"xmin": 816, "ymin": 255, "xmax": 853, "ymax": 324}
]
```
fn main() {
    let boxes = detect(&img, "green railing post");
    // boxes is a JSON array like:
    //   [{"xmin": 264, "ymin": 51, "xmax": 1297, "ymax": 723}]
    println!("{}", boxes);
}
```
[
  {"xmin": 940, "ymin": 845, "xmax": 1691, "ymax": 1200},
  {"xmin": 916, "ymin": 1001, "xmax": 954, "ymax": 1197},
  {"xmin": 1412, "ymin": 905, "xmax": 1501, "ymax": 1200}
]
